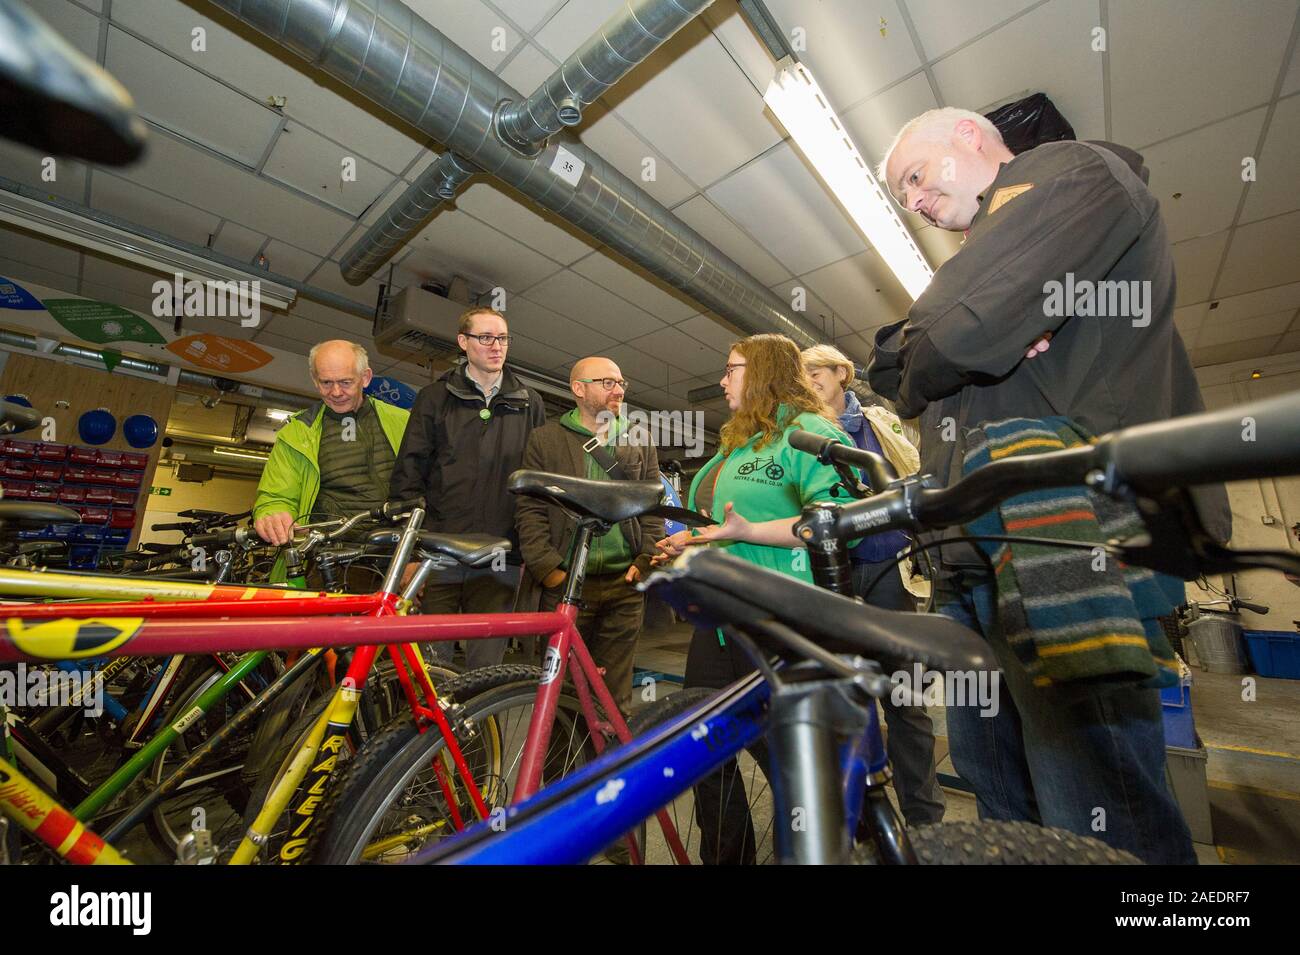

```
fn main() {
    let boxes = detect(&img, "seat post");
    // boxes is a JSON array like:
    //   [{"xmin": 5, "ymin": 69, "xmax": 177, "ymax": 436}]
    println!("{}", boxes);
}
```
[{"xmin": 558, "ymin": 520, "xmax": 604, "ymax": 606}]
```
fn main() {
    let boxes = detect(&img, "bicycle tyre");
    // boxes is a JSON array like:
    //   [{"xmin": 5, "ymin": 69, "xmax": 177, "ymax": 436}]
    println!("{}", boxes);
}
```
[{"xmin": 306, "ymin": 664, "xmax": 601, "ymax": 864}]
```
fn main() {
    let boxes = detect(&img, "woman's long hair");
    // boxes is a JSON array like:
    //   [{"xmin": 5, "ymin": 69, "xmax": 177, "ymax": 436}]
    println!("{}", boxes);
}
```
[{"xmin": 720, "ymin": 334, "xmax": 836, "ymax": 455}]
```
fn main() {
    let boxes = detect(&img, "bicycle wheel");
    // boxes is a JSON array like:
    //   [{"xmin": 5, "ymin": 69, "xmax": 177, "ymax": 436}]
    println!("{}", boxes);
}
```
[
  {"xmin": 875, "ymin": 820, "xmax": 1142, "ymax": 864},
  {"xmin": 227, "ymin": 655, "xmax": 460, "ymax": 864},
  {"xmin": 624, "ymin": 687, "xmax": 777, "ymax": 865},
  {"xmin": 307, "ymin": 664, "xmax": 603, "ymax": 864}
]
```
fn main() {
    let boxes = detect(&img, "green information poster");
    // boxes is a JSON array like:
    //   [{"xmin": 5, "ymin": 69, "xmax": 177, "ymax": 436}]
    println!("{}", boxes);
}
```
[{"xmin": 42, "ymin": 299, "xmax": 167, "ymax": 345}]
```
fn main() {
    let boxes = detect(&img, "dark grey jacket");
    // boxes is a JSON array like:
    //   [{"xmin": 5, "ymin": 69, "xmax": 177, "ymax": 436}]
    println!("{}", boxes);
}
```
[
  {"xmin": 389, "ymin": 362, "xmax": 546, "ymax": 552},
  {"xmin": 514, "ymin": 417, "xmax": 663, "ymax": 613},
  {"xmin": 868, "ymin": 139, "xmax": 1231, "ymax": 568}
]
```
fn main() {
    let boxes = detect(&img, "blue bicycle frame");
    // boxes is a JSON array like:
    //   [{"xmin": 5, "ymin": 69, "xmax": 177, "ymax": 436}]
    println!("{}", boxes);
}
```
[{"xmin": 413, "ymin": 667, "xmax": 889, "ymax": 865}]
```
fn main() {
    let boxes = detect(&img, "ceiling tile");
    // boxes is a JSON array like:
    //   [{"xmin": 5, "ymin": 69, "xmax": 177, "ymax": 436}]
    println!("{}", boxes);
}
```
[
  {"xmin": 1215, "ymin": 210, "xmax": 1300, "ymax": 298},
  {"xmin": 489, "ymin": 0, "xmax": 561, "ymax": 34},
  {"xmin": 408, "ymin": 1, "xmax": 522, "ymax": 71},
  {"xmin": 764, "ymin": 0, "xmax": 922, "ymax": 111},
  {"xmin": 629, "ymin": 325, "xmax": 725, "ymax": 377},
  {"xmin": 1197, "ymin": 308, "xmax": 1295, "ymax": 348},
  {"xmin": 497, "ymin": 40, "xmax": 558, "ymax": 94},
  {"xmin": 931, "ymin": 0, "xmax": 1105, "ymax": 141},
  {"xmin": 800, "ymin": 251, "xmax": 911, "ymax": 332},
  {"xmin": 1274, "ymin": 329, "xmax": 1300, "ymax": 354},
  {"xmin": 506, "ymin": 331, "xmax": 576, "ymax": 373},
  {"xmin": 262, "ymin": 123, "xmax": 394, "ymax": 217},
  {"xmin": 1173, "ymin": 303, "xmax": 1209, "ymax": 342},
  {"xmin": 90, "ymin": 173, "xmax": 222, "ymax": 248},
  {"xmin": 524, "ymin": 269, "xmax": 667, "ymax": 340},
  {"xmin": 701, "ymin": 0, "xmax": 778, "ymax": 93},
  {"xmin": 1284, "ymin": 41, "xmax": 1300, "ymax": 97},
  {"xmin": 576, "ymin": 101, "xmax": 697, "ymax": 208},
  {"xmin": 505, "ymin": 295, "xmax": 616, "ymax": 354},
  {"xmin": 769, "ymin": 278, "xmax": 836, "ymax": 330},
  {"xmin": 261, "ymin": 240, "xmax": 324, "ymax": 282},
  {"xmin": 1209, "ymin": 282, "xmax": 1300, "ymax": 324},
  {"xmin": 285, "ymin": 298, "xmax": 364, "ymax": 335},
  {"xmin": 105, "ymin": 27, "xmax": 280, "ymax": 167},
  {"xmin": 1240, "ymin": 93, "xmax": 1300, "ymax": 225},
  {"xmin": 304, "ymin": 261, "xmax": 385, "ymax": 309},
  {"xmin": 600, "ymin": 22, "xmax": 782, "ymax": 188},
  {"xmin": 455, "ymin": 181, "xmax": 596, "ymax": 266},
  {"xmin": 707, "ymin": 142, "xmax": 867, "ymax": 275},
  {"xmin": 0, "ymin": 225, "xmax": 83, "ymax": 280},
  {"xmin": 1188, "ymin": 334, "xmax": 1285, "ymax": 367},
  {"xmin": 1109, "ymin": 0, "xmax": 1295, "ymax": 147},
  {"xmin": 1170, "ymin": 232, "xmax": 1230, "ymax": 306},
  {"xmin": 1142, "ymin": 108, "xmax": 1264, "ymax": 244},
  {"xmin": 211, "ymin": 222, "xmax": 267, "ymax": 264},
  {"xmin": 30, "ymin": 0, "xmax": 100, "ymax": 58},
  {"xmin": 601, "ymin": 343, "xmax": 669, "ymax": 390},
  {"xmin": 109, "ymin": 0, "xmax": 428, "ymax": 176},
  {"xmin": 905, "ymin": 0, "xmax": 1041, "ymax": 60},
  {"xmin": 533, "ymin": 0, "xmax": 624, "ymax": 61},
  {"xmin": 250, "ymin": 330, "xmax": 311, "ymax": 357},
  {"xmin": 569, "ymin": 252, "xmax": 698, "ymax": 323},
  {"xmin": 403, "ymin": 209, "xmax": 565, "ymax": 292},
  {"xmin": 834, "ymin": 332, "xmax": 875, "ymax": 366},
  {"xmin": 0, "ymin": 139, "xmax": 87, "ymax": 204},
  {"xmin": 672, "ymin": 195, "xmax": 791, "ymax": 287},
  {"xmin": 841, "ymin": 73, "xmax": 940, "ymax": 170},
  {"xmin": 0, "ymin": 259, "xmax": 77, "ymax": 296},
  {"xmin": 112, "ymin": 131, "xmax": 355, "ymax": 257},
  {"xmin": 676, "ymin": 313, "xmax": 743, "ymax": 353}
]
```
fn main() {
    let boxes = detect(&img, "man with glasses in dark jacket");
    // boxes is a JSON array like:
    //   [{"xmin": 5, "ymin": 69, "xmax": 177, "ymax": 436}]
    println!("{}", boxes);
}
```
[{"xmin": 390, "ymin": 307, "xmax": 546, "ymax": 668}]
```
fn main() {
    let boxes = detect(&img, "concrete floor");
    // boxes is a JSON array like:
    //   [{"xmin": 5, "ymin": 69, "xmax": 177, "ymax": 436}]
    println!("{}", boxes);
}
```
[{"xmin": 631, "ymin": 618, "xmax": 1300, "ymax": 865}]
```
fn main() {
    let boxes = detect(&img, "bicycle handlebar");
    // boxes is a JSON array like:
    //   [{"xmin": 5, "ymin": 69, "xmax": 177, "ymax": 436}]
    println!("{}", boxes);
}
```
[
  {"xmin": 0, "ymin": 399, "xmax": 41, "ymax": 431},
  {"xmin": 787, "ymin": 429, "xmax": 897, "ymax": 492}
]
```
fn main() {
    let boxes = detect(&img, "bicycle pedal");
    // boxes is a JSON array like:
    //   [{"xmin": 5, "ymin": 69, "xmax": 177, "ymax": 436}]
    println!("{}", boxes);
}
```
[{"xmin": 175, "ymin": 829, "xmax": 216, "ymax": 865}]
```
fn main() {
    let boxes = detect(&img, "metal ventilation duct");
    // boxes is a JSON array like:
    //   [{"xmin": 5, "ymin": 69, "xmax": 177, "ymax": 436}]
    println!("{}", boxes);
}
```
[{"xmin": 210, "ymin": 0, "xmax": 832, "ymax": 353}]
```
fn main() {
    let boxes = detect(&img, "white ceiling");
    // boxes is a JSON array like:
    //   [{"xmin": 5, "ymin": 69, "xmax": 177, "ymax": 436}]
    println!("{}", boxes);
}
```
[{"xmin": 1, "ymin": 0, "xmax": 1297, "ymax": 422}]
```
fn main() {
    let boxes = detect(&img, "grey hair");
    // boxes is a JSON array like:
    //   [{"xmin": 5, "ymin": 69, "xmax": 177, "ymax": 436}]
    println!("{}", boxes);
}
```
[
  {"xmin": 308, "ymin": 340, "xmax": 370, "ymax": 381},
  {"xmin": 875, "ymin": 107, "xmax": 1005, "ymax": 185}
]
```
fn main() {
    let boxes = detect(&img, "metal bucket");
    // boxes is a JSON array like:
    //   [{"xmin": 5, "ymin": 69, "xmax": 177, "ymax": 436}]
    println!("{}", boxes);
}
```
[{"xmin": 1188, "ymin": 615, "xmax": 1249, "ymax": 674}]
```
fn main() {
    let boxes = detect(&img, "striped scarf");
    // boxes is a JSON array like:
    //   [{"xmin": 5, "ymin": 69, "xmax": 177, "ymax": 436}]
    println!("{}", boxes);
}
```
[{"xmin": 962, "ymin": 417, "xmax": 1179, "ymax": 688}]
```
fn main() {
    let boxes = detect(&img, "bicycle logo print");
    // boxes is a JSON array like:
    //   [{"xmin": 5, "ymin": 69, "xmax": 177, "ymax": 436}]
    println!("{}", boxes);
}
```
[{"xmin": 735, "ymin": 455, "xmax": 785, "ymax": 483}]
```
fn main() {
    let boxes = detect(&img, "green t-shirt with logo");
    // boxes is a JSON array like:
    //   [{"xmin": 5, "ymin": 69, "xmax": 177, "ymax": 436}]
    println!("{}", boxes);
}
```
[{"xmin": 686, "ymin": 406, "xmax": 853, "ymax": 584}]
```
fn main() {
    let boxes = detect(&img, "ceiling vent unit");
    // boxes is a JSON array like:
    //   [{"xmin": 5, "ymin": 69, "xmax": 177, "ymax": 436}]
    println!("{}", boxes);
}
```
[{"xmin": 373, "ymin": 286, "xmax": 466, "ymax": 363}]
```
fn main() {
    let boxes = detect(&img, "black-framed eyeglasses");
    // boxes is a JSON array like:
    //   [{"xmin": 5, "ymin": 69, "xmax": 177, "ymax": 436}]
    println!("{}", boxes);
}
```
[
  {"xmin": 722, "ymin": 362, "xmax": 746, "ymax": 379},
  {"xmin": 462, "ymin": 334, "xmax": 512, "ymax": 346},
  {"xmin": 576, "ymin": 377, "xmax": 628, "ymax": 391}
]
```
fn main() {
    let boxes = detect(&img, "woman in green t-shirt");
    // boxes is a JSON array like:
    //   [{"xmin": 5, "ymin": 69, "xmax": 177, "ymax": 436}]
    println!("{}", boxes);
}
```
[{"xmin": 651, "ymin": 333, "xmax": 851, "ymax": 863}]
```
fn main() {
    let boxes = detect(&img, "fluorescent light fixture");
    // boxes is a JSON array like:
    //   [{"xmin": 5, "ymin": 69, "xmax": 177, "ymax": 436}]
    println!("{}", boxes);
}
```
[
  {"xmin": 265, "ymin": 408, "xmax": 294, "ymax": 422},
  {"xmin": 213, "ymin": 447, "xmax": 270, "ymax": 462},
  {"xmin": 764, "ymin": 58, "xmax": 933, "ymax": 300},
  {"xmin": 0, "ymin": 189, "xmax": 297, "ymax": 310}
]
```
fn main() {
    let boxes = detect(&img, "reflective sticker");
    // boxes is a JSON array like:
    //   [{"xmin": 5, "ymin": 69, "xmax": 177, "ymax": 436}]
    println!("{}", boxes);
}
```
[
  {"xmin": 5, "ymin": 617, "xmax": 143, "ymax": 659},
  {"xmin": 988, "ymin": 183, "xmax": 1034, "ymax": 215}
]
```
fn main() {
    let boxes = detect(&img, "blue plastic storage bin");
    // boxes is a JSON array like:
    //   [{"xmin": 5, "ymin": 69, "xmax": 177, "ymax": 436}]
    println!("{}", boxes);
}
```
[
  {"xmin": 1160, "ymin": 680, "xmax": 1197, "ymax": 749},
  {"xmin": 1243, "ymin": 630, "xmax": 1300, "ymax": 680}
]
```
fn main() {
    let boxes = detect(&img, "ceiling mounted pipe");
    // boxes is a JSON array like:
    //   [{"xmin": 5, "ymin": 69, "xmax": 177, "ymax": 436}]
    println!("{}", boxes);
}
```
[{"xmin": 212, "ymin": 0, "xmax": 834, "ymax": 358}]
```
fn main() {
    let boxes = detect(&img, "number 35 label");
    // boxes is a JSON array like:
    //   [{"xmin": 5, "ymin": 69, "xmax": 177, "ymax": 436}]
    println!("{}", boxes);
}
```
[{"xmin": 550, "ymin": 145, "xmax": 585, "ymax": 187}]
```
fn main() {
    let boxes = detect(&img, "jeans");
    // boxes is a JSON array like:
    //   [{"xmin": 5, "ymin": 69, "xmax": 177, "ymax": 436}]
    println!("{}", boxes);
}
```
[
  {"xmin": 851, "ymin": 558, "xmax": 946, "ymax": 826},
  {"xmin": 939, "ymin": 579, "xmax": 1196, "ymax": 865},
  {"xmin": 421, "ymin": 564, "xmax": 522, "ymax": 670}
]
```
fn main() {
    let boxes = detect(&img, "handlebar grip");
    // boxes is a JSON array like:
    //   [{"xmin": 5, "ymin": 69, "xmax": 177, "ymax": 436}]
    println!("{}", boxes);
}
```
[
  {"xmin": 150, "ymin": 522, "xmax": 191, "ymax": 532},
  {"xmin": 1237, "ymin": 600, "xmax": 1269, "ymax": 615},
  {"xmin": 788, "ymin": 428, "xmax": 831, "ymax": 458},
  {"xmin": 188, "ymin": 531, "xmax": 224, "ymax": 549},
  {"xmin": 1098, "ymin": 391, "xmax": 1300, "ymax": 492},
  {"xmin": 380, "ymin": 497, "xmax": 426, "ymax": 520}
]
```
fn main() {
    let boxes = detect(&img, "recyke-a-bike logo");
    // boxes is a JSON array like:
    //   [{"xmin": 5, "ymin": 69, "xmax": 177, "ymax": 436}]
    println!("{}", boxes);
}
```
[{"xmin": 734, "ymin": 455, "xmax": 785, "ymax": 485}]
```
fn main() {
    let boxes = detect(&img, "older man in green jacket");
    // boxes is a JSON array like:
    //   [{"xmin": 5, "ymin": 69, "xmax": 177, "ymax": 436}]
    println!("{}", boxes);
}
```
[{"xmin": 253, "ymin": 340, "xmax": 409, "ymax": 581}]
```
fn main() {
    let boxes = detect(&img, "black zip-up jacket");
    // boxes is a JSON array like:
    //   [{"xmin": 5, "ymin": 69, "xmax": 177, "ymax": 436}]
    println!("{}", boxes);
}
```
[
  {"xmin": 389, "ymin": 362, "xmax": 546, "ymax": 553},
  {"xmin": 868, "ymin": 139, "xmax": 1231, "ymax": 569}
]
